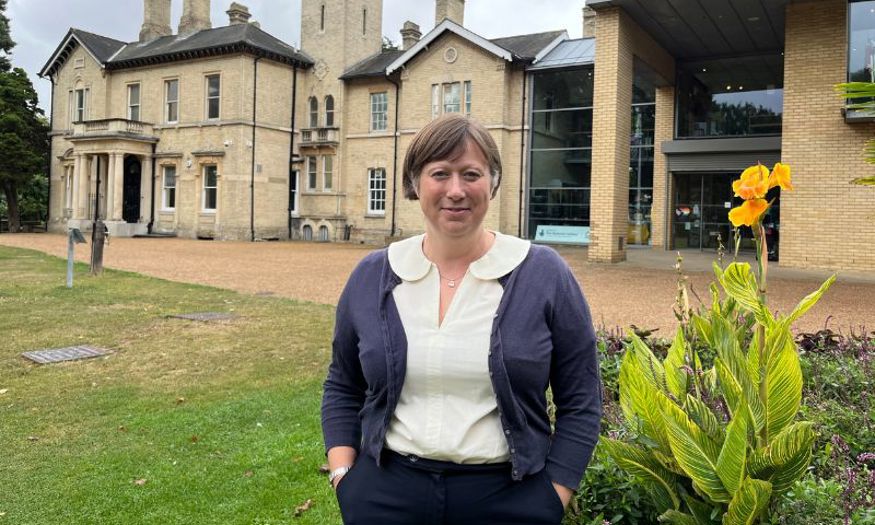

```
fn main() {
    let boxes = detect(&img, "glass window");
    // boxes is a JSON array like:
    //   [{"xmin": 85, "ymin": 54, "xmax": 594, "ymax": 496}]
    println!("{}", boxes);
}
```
[
  {"xmin": 309, "ymin": 97, "xmax": 319, "ymax": 128},
  {"xmin": 325, "ymin": 95, "xmax": 335, "ymax": 127},
  {"xmin": 165, "ymin": 79, "xmax": 179, "ymax": 123},
  {"xmin": 206, "ymin": 75, "xmax": 220, "ymax": 120},
  {"xmin": 532, "ymin": 109, "xmax": 593, "ymax": 149},
  {"xmin": 307, "ymin": 157, "xmax": 317, "ymax": 190},
  {"xmin": 202, "ymin": 165, "xmax": 217, "ymax": 211},
  {"xmin": 532, "ymin": 68, "xmax": 594, "ymax": 110},
  {"xmin": 850, "ymin": 1, "xmax": 875, "ymax": 83},
  {"xmin": 162, "ymin": 165, "xmax": 176, "ymax": 210},
  {"xmin": 676, "ymin": 55, "xmax": 783, "ymax": 137},
  {"xmin": 629, "ymin": 69, "xmax": 656, "ymax": 246},
  {"xmin": 443, "ymin": 82, "xmax": 461, "ymax": 113},
  {"xmin": 127, "ymin": 84, "xmax": 140, "ymax": 121},
  {"xmin": 368, "ymin": 168, "xmax": 386, "ymax": 214},
  {"xmin": 74, "ymin": 88, "xmax": 86, "ymax": 122},
  {"xmin": 431, "ymin": 84, "xmax": 441, "ymax": 119},
  {"xmin": 464, "ymin": 81, "xmax": 472, "ymax": 116},
  {"xmin": 370, "ymin": 92, "xmax": 388, "ymax": 131},
  {"xmin": 323, "ymin": 155, "xmax": 333, "ymax": 191}
]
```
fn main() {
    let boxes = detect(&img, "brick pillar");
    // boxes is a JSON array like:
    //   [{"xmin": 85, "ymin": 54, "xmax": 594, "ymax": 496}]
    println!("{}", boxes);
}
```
[
  {"xmin": 589, "ymin": 7, "xmax": 633, "ymax": 263},
  {"xmin": 650, "ymin": 85, "xmax": 674, "ymax": 249}
]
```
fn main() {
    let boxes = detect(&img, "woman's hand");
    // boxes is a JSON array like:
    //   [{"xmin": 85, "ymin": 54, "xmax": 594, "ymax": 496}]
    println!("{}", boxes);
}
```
[
  {"xmin": 327, "ymin": 446, "xmax": 357, "ymax": 491},
  {"xmin": 551, "ymin": 482, "xmax": 574, "ymax": 509}
]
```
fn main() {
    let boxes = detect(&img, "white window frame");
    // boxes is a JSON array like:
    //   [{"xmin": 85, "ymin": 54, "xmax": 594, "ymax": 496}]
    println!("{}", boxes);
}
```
[
  {"xmin": 165, "ymin": 79, "xmax": 179, "ymax": 124},
  {"xmin": 443, "ymin": 82, "xmax": 461, "ymax": 114},
  {"xmin": 323, "ymin": 155, "xmax": 333, "ymax": 191},
  {"xmin": 127, "ymin": 83, "xmax": 141, "ymax": 121},
  {"xmin": 73, "ymin": 88, "xmax": 87, "ymax": 123},
  {"xmin": 162, "ymin": 165, "xmax": 177, "ymax": 210},
  {"xmin": 324, "ymin": 95, "xmax": 335, "ymax": 127},
  {"xmin": 307, "ymin": 156, "xmax": 318, "ymax": 190},
  {"xmin": 367, "ymin": 168, "xmax": 386, "ymax": 215},
  {"xmin": 202, "ymin": 164, "xmax": 218, "ymax": 212},
  {"xmin": 205, "ymin": 74, "xmax": 221, "ymax": 120},
  {"xmin": 309, "ymin": 96, "xmax": 319, "ymax": 128},
  {"xmin": 464, "ymin": 80, "xmax": 472, "ymax": 116},
  {"xmin": 370, "ymin": 92, "xmax": 388, "ymax": 132},
  {"xmin": 290, "ymin": 170, "xmax": 299, "ymax": 216},
  {"xmin": 431, "ymin": 84, "xmax": 441, "ymax": 119},
  {"xmin": 430, "ymin": 82, "xmax": 471, "ymax": 118}
]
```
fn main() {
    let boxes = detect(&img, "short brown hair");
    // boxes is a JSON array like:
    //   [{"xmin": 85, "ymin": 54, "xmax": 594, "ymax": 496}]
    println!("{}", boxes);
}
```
[{"xmin": 402, "ymin": 114, "xmax": 502, "ymax": 200}]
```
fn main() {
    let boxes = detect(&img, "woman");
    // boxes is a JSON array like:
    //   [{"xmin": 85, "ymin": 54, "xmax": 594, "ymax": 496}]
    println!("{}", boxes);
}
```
[{"xmin": 322, "ymin": 114, "xmax": 601, "ymax": 524}]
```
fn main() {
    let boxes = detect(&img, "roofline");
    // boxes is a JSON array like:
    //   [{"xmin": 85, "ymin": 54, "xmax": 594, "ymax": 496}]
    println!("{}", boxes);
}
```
[
  {"xmin": 532, "ymin": 31, "xmax": 569, "ymax": 64},
  {"xmin": 386, "ymin": 19, "xmax": 513, "ymax": 75},
  {"xmin": 107, "ymin": 43, "xmax": 313, "ymax": 71},
  {"xmin": 585, "ymin": 0, "xmax": 617, "ymax": 9},
  {"xmin": 40, "ymin": 29, "xmax": 108, "ymax": 78}
]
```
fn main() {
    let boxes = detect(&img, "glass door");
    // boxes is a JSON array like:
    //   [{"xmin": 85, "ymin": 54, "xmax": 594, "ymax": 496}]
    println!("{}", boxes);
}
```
[{"xmin": 673, "ymin": 173, "xmax": 752, "ymax": 251}]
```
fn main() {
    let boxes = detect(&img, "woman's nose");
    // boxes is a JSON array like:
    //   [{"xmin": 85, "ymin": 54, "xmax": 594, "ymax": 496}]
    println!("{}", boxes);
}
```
[{"xmin": 446, "ymin": 173, "xmax": 465, "ymax": 198}]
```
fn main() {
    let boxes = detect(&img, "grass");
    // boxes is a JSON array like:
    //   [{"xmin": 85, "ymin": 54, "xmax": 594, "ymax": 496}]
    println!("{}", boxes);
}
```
[{"xmin": 0, "ymin": 246, "xmax": 341, "ymax": 524}]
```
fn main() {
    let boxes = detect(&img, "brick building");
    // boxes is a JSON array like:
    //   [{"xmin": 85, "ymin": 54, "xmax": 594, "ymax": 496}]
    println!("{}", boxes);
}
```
[{"xmin": 40, "ymin": 0, "xmax": 875, "ymax": 271}]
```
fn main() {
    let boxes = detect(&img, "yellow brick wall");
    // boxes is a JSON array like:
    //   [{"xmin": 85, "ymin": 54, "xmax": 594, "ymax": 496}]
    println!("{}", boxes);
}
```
[
  {"xmin": 782, "ymin": 0, "xmax": 875, "ymax": 271},
  {"xmin": 651, "ymin": 85, "xmax": 675, "ymax": 248}
]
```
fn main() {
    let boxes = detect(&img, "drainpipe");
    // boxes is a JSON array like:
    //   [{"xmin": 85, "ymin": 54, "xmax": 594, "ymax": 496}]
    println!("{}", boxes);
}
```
[
  {"xmin": 46, "ymin": 77, "xmax": 55, "ymax": 231},
  {"xmin": 388, "ymin": 75, "xmax": 401, "ymax": 238},
  {"xmin": 518, "ymin": 69, "xmax": 527, "ymax": 238},
  {"xmin": 251, "ymin": 56, "xmax": 262, "ymax": 242},
  {"xmin": 147, "ymin": 142, "xmax": 156, "ymax": 234},
  {"xmin": 288, "ymin": 65, "xmax": 297, "ymax": 240}
]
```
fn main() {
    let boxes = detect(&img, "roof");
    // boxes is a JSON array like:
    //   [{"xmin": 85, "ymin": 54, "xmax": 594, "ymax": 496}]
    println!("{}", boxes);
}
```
[
  {"xmin": 41, "ymin": 23, "xmax": 312, "ymax": 78},
  {"xmin": 339, "ymin": 49, "xmax": 404, "ymax": 80},
  {"xmin": 491, "ymin": 30, "xmax": 567, "ymax": 61},
  {"xmin": 528, "ymin": 38, "xmax": 596, "ymax": 70}
]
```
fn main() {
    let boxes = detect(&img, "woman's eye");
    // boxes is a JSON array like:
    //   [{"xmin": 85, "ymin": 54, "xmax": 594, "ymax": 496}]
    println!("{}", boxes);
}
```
[
  {"xmin": 431, "ymin": 171, "xmax": 448, "ymax": 179},
  {"xmin": 463, "ymin": 171, "xmax": 482, "ymax": 181}
]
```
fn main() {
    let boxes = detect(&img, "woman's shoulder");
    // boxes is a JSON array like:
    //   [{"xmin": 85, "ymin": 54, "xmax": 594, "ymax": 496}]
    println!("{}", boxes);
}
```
[{"xmin": 522, "ymin": 242, "xmax": 570, "ymax": 270}]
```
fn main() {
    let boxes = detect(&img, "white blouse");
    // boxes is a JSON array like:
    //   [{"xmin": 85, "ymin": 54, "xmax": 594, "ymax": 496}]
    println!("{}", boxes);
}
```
[{"xmin": 384, "ymin": 231, "xmax": 531, "ymax": 464}]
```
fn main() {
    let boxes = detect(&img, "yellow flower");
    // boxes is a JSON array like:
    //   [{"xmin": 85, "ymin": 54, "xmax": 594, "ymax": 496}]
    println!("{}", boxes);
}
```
[
  {"xmin": 729, "ymin": 198, "xmax": 769, "ymax": 227},
  {"xmin": 732, "ymin": 164, "xmax": 770, "ymax": 200},
  {"xmin": 768, "ymin": 162, "xmax": 793, "ymax": 191}
]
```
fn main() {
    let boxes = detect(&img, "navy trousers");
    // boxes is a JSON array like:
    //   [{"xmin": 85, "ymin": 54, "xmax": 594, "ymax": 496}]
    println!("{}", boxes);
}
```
[{"xmin": 335, "ymin": 450, "xmax": 566, "ymax": 525}]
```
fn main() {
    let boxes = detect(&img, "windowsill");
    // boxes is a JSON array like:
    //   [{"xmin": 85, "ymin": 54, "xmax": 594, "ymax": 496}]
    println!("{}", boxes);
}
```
[
  {"xmin": 200, "ymin": 210, "xmax": 217, "ymax": 215},
  {"xmin": 364, "ymin": 213, "xmax": 386, "ymax": 218},
  {"xmin": 160, "ymin": 208, "xmax": 176, "ymax": 213},
  {"xmin": 843, "ymin": 108, "xmax": 875, "ymax": 123}
]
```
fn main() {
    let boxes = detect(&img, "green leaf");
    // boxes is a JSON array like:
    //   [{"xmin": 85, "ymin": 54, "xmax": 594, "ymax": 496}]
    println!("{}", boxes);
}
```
[
  {"xmin": 768, "ymin": 422, "xmax": 815, "ymax": 492},
  {"xmin": 716, "ymin": 401, "xmax": 748, "ymax": 496},
  {"xmin": 627, "ymin": 331, "xmax": 668, "ymax": 392},
  {"xmin": 658, "ymin": 510, "xmax": 700, "ymax": 525},
  {"xmin": 712, "ymin": 322, "xmax": 764, "ymax": 434},
  {"xmin": 684, "ymin": 494, "xmax": 719, "ymax": 525},
  {"xmin": 693, "ymin": 314, "xmax": 713, "ymax": 348},
  {"xmin": 716, "ymin": 263, "xmax": 772, "ymax": 326},
  {"xmin": 664, "ymin": 327, "xmax": 690, "ymax": 399},
  {"xmin": 619, "ymin": 350, "xmax": 672, "ymax": 452},
  {"xmin": 763, "ymin": 337, "xmax": 802, "ymax": 440},
  {"xmin": 723, "ymin": 477, "xmax": 772, "ymax": 525},
  {"xmin": 684, "ymin": 395, "xmax": 723, "ymax": 444},
  {"xmin": 660, "ymin": 399, "xmax": 730, "ymax": 503},
  {"xmin": 852, "ymin": 174, "xmax": 875, "ymax": 184},
  {"xmin": 784, "ymin": 274, "xmax": 836, "ymax": 326},
  {"xmin": 602, "ymin": 438, "xmax": 682, "ymax": 512}
]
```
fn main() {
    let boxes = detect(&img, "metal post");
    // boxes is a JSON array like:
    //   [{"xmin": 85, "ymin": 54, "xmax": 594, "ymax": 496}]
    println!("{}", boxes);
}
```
[{"xmin": 67, "ymin": 230, "xmax": 74, "ymax": 288}]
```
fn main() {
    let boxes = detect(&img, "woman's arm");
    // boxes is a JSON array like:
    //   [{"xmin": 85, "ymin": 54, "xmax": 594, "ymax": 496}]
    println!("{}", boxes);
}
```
[{"xmin": 327, "ymin": 446, "xmax": 358, "ymax": 489}]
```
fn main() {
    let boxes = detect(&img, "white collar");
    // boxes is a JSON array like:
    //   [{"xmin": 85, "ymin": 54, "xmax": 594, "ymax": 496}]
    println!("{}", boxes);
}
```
[{"xmin": 387, "ymin": 231, "xmax": 531, "ymax": 282}]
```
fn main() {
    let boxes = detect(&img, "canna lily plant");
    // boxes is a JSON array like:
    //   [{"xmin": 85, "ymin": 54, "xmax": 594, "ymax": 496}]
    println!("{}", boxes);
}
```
[{"xmin": 603, "ymin": 163, "xmax": 836, "ymax": 524}]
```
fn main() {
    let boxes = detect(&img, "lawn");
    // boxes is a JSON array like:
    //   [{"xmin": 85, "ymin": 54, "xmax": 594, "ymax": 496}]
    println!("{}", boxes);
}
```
[{"xmin": 0, "ymin": 246, "xmax": 340, "ymax": 524}]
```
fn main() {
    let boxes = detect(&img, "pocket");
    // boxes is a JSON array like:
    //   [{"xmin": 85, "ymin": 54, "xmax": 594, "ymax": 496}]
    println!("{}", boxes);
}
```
[
  {"xmin": 539, "ymin": 469, "xmax": 566, "ymax": 517},
  {"xmin": 335, "ymin": 460, "xmax": 360, "ymax": 499}
]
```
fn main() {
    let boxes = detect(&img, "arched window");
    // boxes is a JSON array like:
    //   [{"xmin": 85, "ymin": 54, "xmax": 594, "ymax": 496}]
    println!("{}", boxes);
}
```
[
  {"xmin": 309, "ymin": 96, "xmax": 319, "ymax": 128},
  {"xmin": 319, "ymin": 225, "xmax": 329, "ymax": 242},
  {"xmin": 303, "ymin": 224, "xmax": 313, "ymax": 241},
  {"xmin": 324, "ymin": 95, "xmax": 335, "ymax": 127}
]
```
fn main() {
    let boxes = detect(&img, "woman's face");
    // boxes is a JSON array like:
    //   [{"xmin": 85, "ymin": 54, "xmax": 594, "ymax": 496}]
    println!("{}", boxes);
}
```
[{"xmin": 417, "ymin": 139, "xmax": 493, "ymax": 240}]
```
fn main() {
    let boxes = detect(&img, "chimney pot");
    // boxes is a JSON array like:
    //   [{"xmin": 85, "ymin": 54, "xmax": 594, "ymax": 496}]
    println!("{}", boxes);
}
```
[
  {"xmin": 400, "ymin": 21, "xmax": 421, "ymax": 50},
  {"xmin": 227, "ymin": 2, "xmax": 252, "ymax": 25}
]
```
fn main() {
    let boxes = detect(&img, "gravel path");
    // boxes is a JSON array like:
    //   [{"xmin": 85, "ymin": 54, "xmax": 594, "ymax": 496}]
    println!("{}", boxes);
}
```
[{"xmin": 2, "ymin": 233, "xmax": 873, "ymax": 336}]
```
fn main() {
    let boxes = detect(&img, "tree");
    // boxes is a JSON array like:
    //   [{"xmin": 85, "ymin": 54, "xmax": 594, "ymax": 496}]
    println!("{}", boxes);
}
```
[{"xmin": 0, "ymin": 0, "xmax": 48, "ymax": 232}]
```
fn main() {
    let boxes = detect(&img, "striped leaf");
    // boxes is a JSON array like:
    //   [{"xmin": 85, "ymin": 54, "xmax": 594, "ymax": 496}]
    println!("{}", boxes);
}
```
[
  {"xmin": 723, "ymin": 477, "xmax": 772, "ymax": 525},
  {"xmin": 716, "ymin": 401, "xmax": 748, "ymax": 496},
  {"xmin": 661, "ymin": 399, "xmax": 730, "ymax": 503},
  {"xmin": 693, "ymin": 314, "xmax": 714, "ymax": 348},
  {"xmin": 784, "ymin": 274, "xmax": 836, "ymax": 326},
  {"xmin": 684, "ymin": 395, "xmax": 723, "ymax": 444},
  {"xmin": 713, "ymin": 327, "xmax": 764, "ymax": 434},
  {"xmin": 714, "ymin": 262, "xmax": 771, "ymax": 325},
  {"xmin": 658, "ymin": 510, "xmax": 701, "ymax": 525},
  {"xmin": 619, "ymin": 350, "xmax": 672, "ymax": 452},
  {"xmin": 768, "ymin": 422, "xmax": 815, "ymax": 493},
  {"xmin": 602, "ymin": 438, "xmax": 681, "ymax": 512},
  {"xmin": 684, "ymin": 495, "xmax": 720, "ymax": 525},
  {"xmin": 664, "ymin": 327, "xmax": 690, "ymax": 399},
  {"xmin": 628, "ymin": 332, "xmax": 667, "ymax": 393},
  {"xmin": 763, "ymin": 337, "xmax": 802, "ymax": 441}
]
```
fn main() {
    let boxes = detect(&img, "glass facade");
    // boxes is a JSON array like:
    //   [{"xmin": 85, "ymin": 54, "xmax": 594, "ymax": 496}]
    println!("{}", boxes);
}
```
[
  {"xmin": 527, "ymin": 67, "xmax": 594, "ymax": 242},
  {"xmin": 629, "ymin": 73, "xmax": 655, "ymax": 246},
  {"xmin": 849, "ymin": 1, "xmax": 875, "ymax": 83},
  {"xmin": 676, "ymin": 54, "xmax": 783, "ymax": 138}
]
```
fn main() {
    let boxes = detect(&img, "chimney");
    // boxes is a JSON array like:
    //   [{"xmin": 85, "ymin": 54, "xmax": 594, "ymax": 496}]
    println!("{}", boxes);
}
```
[
  {"xmin": 400, "ymin": 21, "xmax": 421, "ymax": 50},
  {"xmin": 226, "ymin": 2, "xmax": 251, "ymax": 25},
  {"xmin": 179, "ymin": 0, "xmax": 212, "ymax": 36},
  {"xmin": 582, "ymin": 6, "xmax": 596, "ymax": 38},
  {"xmin": 139, "ymin": 0, "xmax": 172, "ymax": 42},
  {"xmin": 435, "ymin": 0, "xmax": 464, "ymax": 26}
]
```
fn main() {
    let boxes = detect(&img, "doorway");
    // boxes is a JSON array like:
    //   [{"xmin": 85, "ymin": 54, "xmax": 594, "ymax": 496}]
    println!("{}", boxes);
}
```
[{"xmin": 123, "ymin": 156, "xmax": 141, "ymax": 224}]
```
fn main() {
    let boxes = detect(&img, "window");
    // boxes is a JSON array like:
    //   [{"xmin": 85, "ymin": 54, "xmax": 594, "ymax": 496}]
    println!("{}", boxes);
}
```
[
  {"xmin": 323, "ymin": 155, "xmax": 333, "ymax": 191},
  {"xmin": 367, "ymin": 168, "xmax": 386, "ymax": 215},
  {"xmin": 73, "ymin": 88, "xmax": 87, "ymax": 122},
  {"xmin": 289, "ymin": 170, "xmax": 299, "ymax": 215},
  {"xmin": 850, "ymin": 1, "xmax": 875, "ymax": 84},
  {"xmin": 309, "ymin": 96, "xmax": 319, "ymax": 128},
  {"xmin": 464, "ymin": 81, "xmax": 472, "ymax": 116},
  {"xmin": 307, "ymin": 156, "xmax": 317, "ymax": 190},
  {"xmin": 320, "ymin": 4, "xmax": 326, "ymax": 31},
  {"xmin": 430, "ymin": 82, "xmax": 471, "ymax": 118},
  {"xmin": 319, "ymin": 225, "xmax": 329, "ymax": 241},
  {"xmin": 443, "ymin": 82, "xmax": 461, "ymax": 114},
  {"xmin": 127, "ymin": 84, "xmax": 140, "ymax": 121},
  {"xmin": 202, "ymin": 165, "xmax": 218, "ymax": 211},
  {"xmin": 206, "ymin": 74, "xmax": 220, "ymax": 120},
  {"xmin": 303, "ymin": 224, "xmax": 313, "ymax": 240},
  {"xmin": 431, "ymin": 84, "xmax": 441, "ymax": 119},
  {"xmin": 162, "ymin": 165, "xmax": 177, "ymax": 210},
  {"xmin": 362, "ymin": 8, "xmax": 367, "ymax": 34},
  {"xmin": 165, "ymin": 79, "xmax": 179, "ymax": 123},
  {"xmin": 370, "ymin": 92, "xmax": 388, "ymax": 131},
  {"xmin": 324, "ymin": 95, "xmax": 335, "ymax": 127}
]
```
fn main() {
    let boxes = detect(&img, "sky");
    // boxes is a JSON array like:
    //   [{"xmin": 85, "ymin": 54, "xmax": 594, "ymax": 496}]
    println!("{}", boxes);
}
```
[{"xmin": 6, "ymin": 0, "xmax": 586, "ymax": 116}]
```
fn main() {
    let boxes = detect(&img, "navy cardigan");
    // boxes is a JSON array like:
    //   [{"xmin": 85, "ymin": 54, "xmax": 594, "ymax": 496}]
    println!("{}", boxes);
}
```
[{"xmin": 321, "ymin": 243, "xmax": 602, "ymax": 489}]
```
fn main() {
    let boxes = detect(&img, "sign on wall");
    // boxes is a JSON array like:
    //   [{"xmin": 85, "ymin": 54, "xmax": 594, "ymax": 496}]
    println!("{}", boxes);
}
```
[{"xmin": 534, "ymin": 225, "xmax": 590, "ymax": 245}]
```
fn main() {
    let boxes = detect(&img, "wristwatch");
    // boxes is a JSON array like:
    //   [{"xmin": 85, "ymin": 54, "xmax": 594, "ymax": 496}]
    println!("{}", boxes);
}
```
[{"xmin": 328, "ymin": 466, "xmax": 352, "ymax": 487}]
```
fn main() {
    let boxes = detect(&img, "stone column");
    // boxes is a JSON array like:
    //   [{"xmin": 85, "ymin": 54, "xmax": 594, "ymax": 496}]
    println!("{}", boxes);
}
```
[
  {"xmin": 105, "ymin": 153, "xmax": 116, "ymax": 220},
  {"xmin": 112, "ymin": 153, "xmax": 125, "ymax": 221},
  {"xmin": 141, "ymin": 155, "xmax": 153, "ymax": 224},
  {"xmin": 589, "ymin": 6, "xmax": 633, "ymax": 263},
  {"xmin": 650, "ymin": 85, "xmax": 675, "ymax": 249},
  {"xmin": 77, "ymin": 154, "xmax": 91, "ymax": 220}
]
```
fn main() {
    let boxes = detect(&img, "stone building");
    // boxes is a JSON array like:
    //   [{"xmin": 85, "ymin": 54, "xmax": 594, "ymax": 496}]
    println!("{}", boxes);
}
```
[{"xmin": 40, "ymin": 0, "xmax": 875, "ymax": 271}]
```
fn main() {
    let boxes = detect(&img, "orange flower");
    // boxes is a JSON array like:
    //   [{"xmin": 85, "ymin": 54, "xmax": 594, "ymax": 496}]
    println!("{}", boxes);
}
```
[
  {"xmin": 732, "ymin": 164, "xmax": 770, "ymax": 200},
  {"xmin": 729, "ymin": 198, "xmax": 769, "ymax": 227},
  {"xmin": 768, "ymin": 162, "xmax": 793, "ymax": 191}
]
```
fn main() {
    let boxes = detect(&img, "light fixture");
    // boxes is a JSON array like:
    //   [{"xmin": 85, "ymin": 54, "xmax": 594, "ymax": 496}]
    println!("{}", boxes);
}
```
[
  {"xmin": 702, "ymin": 67, "xmax": 707, "ymax": 72},
  {"xmin": 726, "ymin": 85, "xmax": 732, "ymax": 90},
  {"xmin": 739, "ymin": 85, "xmax": 744, "ymax": 90}
]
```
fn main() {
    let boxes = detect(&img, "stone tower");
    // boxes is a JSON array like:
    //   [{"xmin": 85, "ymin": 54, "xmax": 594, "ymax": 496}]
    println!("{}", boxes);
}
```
[
  {"xmin": 139, "ymin": 0, "xmax": 172, "ymax": 42},
  {"xmin": 179, "ymin": 0, "xmax": 212, "ymax": 36},
  {"xmin": 300, "ymin": 0, "xmax": 383, "ymax": 75},
  {"xmin": 435, "ymin": 0, "xmax": 464, "ymax": 26}
]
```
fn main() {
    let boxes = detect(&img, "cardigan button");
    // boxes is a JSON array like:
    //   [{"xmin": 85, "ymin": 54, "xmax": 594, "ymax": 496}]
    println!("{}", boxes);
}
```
[{"xmin": 504, "ymin": 429, "xmax": 510, "ymax": 435}]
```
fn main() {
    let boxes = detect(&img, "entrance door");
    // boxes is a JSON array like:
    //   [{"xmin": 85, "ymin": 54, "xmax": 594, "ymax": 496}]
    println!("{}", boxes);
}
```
[
  {"xmin": 673, "ymin": 173, "xmax": 744, "ymax": 251},
  {"xmin": 289, "ymin": 170, "xmax": 299, "ymax": 216},
  {"xmin": 122, "ymin": 156, "xmax": 141, "ymax": 224}
]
